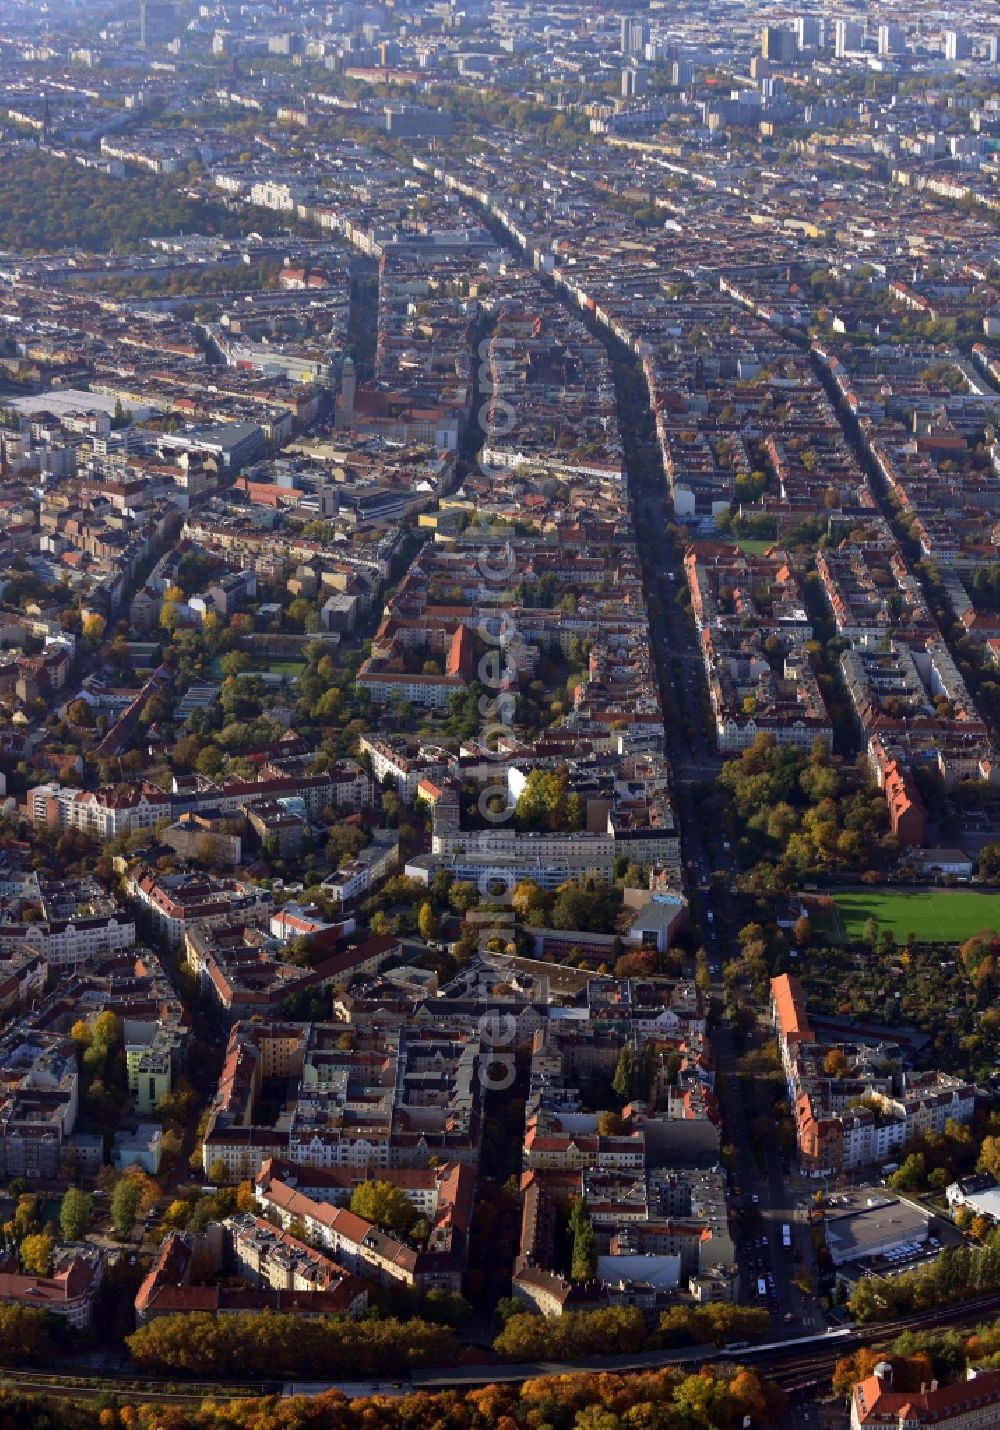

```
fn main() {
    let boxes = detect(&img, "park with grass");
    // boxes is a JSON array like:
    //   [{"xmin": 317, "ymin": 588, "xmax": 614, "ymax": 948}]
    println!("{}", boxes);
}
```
[
  {"xmin": 730, "ymin": 537, "xmax": 775, "ymax": 556},
  {"xmin": 264, "ymin": 660, "xmax": 306, "ymax": 677},
  {"xmin": 827, "ymin": 888, "xmax": 999, "ymax": 945}
]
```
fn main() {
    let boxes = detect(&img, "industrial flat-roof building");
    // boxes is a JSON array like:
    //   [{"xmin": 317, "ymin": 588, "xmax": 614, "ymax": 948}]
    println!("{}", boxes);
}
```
[{"xmin": 825, "ymin": 1195, "xmax": 931, "ymax": 1266}]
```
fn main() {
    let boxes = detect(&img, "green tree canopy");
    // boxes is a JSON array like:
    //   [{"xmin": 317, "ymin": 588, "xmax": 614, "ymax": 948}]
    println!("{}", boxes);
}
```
[
  {"xmin": 19, "ymin": 1232, "xmax": 53, "ymax": 1277},
  {"xmin": 59, "ymin": 1188, "xmax": 92, "ymax": 1243},
  {"xmin": 111, "ymin": 1177, "xmax": 141, "ymax": 1238},
  {"xmin": 349, "ymin": 1180, "xmax": 417, "ymax": 1237}
]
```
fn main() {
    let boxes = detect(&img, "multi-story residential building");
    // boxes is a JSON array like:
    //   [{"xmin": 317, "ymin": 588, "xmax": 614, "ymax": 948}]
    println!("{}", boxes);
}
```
[
  {"xmin": 29, "ymin": 766, "xmax": 371, "ymax": 845},
  {"xmin": 771, "ymin": 975, "xmax": 977, "ymax": 1174},
  {"xmin": 27, "ymin": 949, "xmax": 186, "ymax": 1088},
  {"xmin": 357, "ymin": 623, "xmax": 474, "ymax": 707},
  {"xmin": 161, "ymin": 810, "xmax": 242, "ymax": 867},
  {"xmin": 684, "ymin": 543, "xmax": 832, "ymax": 753},
  {"xmin": 32, "ymin": 908, "xmax": 136, "ymax": 972},
  {"xmin": 28, "ymin": 782, "xmax": 171, "ymax": 839},
  {"xmin": 0, "ymin": 943, "xmax": 47, "ymax": 1010},
  {"xmin": 202, "ymin": 1020, "xmax": 484, "ymax": 1182},
  {"xmin": 227, "ymin": 1213, "xmax": 368, "ymax": 1312},
  {"xmin": 523, "ymin": 1114, "xmax": 645, "ymax": 1173},
  {"xmin": 816, "ymin": 544, "xmax": 934, "ymax": 643},
  {"xmin": 135, "ymin": 1227, "xmax": 365, "ymax": 1322},
  {"xmin": 320, "ymin": 828, "xmax": 400, "ymax": 906},
  {"xmin": 185, "ymin": 923, "xmax": 393, "ymax": 1022},
  {"xmin": 358, "ymin": 735, "xmax": 450, "ymax": 804},
  {"xmin": 852, "ymin": 1366, "xmax": 1000, "ymax": 1430},
  {"xmin": 839, "ymin": 636, "xmax": 994, "ymax": 845},
  {"xmin": 127, "ymin": 869, "xmax": 272, "ymax": 950},
  {"xmin": 254, "ymin": 1159, "xmax": 474, "ymax": 1295},
  {"xmin": 243, "ymin": 799, "xmax": 306, "ymax": 857},
  {"xmin": 0, "ymin": 1245, "xmax": 102, "ymax": 1330},
  {"xmin": 0, "ymin": 1030, "xmax": 81, "ymax": 1180},
  {"xmin": 127, "ymin": 1042, "xmax": 172, "ymax": 1116},
  {"xmin": 770, "ymin": 971, "xmax": 817, "ymax": 1080},
  {"xmin": 513, "ymin": 1160, "xmax": 736, "ymax": 1318}
]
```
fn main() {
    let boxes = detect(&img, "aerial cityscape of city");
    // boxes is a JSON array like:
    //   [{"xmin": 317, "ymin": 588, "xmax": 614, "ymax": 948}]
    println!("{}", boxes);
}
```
[{"xmin": 0, "ymin": 0, "xmax": 997, "ymax": 1424}]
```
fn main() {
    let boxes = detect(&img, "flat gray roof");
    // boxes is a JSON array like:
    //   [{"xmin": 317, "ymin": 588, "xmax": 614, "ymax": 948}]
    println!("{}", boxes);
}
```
[{"xmin": 825, "ymin": 1197, "xmax": 931, "ymax": 1264}]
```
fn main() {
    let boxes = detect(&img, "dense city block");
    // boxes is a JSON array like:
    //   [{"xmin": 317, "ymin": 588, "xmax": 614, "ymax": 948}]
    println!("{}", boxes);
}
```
[{"xmin": 0, "ymin": 1, "xmax": 996, "ymax": 1426}]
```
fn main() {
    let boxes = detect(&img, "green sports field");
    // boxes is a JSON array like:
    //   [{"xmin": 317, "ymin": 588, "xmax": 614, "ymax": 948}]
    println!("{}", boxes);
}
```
[
  {"xmin": 731, "ymin": 538, "xmax": 775, "ymax": 556},
  {"xmin": 830, "ymin": 889, "xmax": 999, "ymax": 944}
]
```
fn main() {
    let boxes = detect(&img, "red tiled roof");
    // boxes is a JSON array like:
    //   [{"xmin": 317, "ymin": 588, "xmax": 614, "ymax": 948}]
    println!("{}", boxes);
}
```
[
  {"xmin": 853, "ymin": 1370, "xmax": 1000, "ymax": 1426},
  {"xmin": 770, "ymin": 973, "xmax": 815, "ymax": 1046}
]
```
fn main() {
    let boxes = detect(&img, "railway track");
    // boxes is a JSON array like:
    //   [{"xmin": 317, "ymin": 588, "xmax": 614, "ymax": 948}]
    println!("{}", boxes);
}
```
[
  {"xmin": 0, "ymin": 1370, "xmax": 273, "ymax": 1406},
  {"xmin": 1, "ymin": 1288, "xmax": 999, "ymax": 1407}
]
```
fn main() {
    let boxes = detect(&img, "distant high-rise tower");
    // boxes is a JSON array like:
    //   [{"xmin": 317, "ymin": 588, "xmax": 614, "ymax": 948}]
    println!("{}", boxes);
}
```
[
  {"xmin": 337, "ymin": 355, "xmax": 356, "ymax": 427},
  {"xmin": 835, "ymin": 19, "xmax": 863, "ymax": 57},
  {"xmin": 877, "ymin": 23, "xmax": 905, "ymax": 56},
  {"xmin": 795, "ymin": 16, "xmax": 824, "ymax": 51},
  {"xmin": 622, "ymin": 63, "xmax": 646, "ymax": 97},
  {"xmin": 761, "ymin": 25, "xmax": 796, "ymax": 62},
  {"xmin": 139, "ymin": 0, "xmax": 147, "ymax": 49},
  {"xmin": 620, "ymin": 16, "xmax": 648, "ymax": 56},
  {"xmin": 944, "ymin": 30, "xmax": 971, "ymax": 62}
]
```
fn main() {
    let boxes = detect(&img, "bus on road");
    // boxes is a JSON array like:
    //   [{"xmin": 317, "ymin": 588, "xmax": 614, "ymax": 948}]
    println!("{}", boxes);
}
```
[{"xmin": 781, "ymin": 1224, "xmax": 792, "ymax": 1249}]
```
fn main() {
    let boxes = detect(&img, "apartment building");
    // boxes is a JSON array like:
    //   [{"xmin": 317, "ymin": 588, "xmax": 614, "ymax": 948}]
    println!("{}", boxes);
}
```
[
  {"xmin": 28, "ymin": 781, "xmax": 171, "ymax": 838},
  {"xmin": 0, "ymin": 1030, "xmax": 81, "ymax": 1180},
  {"xmin": 0, "ymin": 877, "xmax": 137, "ymax": 976},
  {"xmin": 358, "ymin": 734, "xmax": 450, "ymax": 803},
  {"xmin": 320, "ymin": 828, "xmax": 400, "ymax": 905},
  {"xmin": 852, "ymin": 1366, "xmax": 1000, "ymax": 1430},
  {"xmin": 135, "ymin": 1226, "xmax": 365, "ymax": 1323},
  {"xmin": 128, "ymin": 868, "xmax": 272, "ymax": 949},
  {"xmin": 227, "ymin": 1213, "xmax": 368, "ymax": 1313},
  {"xmin": 771, "ymin": 975, "xmax": 977, "ymax": 1174},
  {"xmin": 202, "ymin": 1021, "xmax": 483, "ymax": 1183},
  {"xmin": 255, "ymin": 1159, "xmax": 474, "ymax": 1295},
  {"xmin": 0, "ymin": 1245, "xmax": 102, "ymax": 1330},
  {"xmin": 523, "ymin": 1115, "xmax": 645, "ymax": 1173}
]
